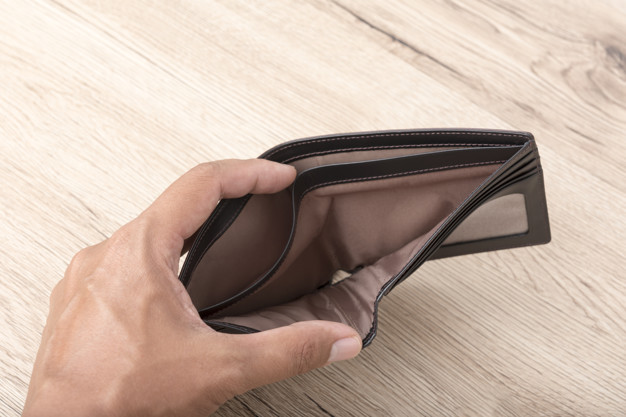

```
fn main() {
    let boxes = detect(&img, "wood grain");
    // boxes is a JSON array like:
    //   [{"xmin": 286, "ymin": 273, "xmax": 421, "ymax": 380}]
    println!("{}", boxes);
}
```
[{"xmin": 1, "ymin": 0, "xmax": 624, "ymax": 415}]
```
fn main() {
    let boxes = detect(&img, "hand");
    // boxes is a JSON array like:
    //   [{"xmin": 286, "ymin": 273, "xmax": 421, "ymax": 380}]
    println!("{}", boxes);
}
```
[{"xmin": 23, "ymin": 159, "xmax": 362, "ymax": 417}]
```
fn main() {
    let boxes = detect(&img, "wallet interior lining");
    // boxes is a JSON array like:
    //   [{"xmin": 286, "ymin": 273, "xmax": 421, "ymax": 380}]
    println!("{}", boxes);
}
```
[
  {"xmin": 195, "ymin": 162, "xmax": 506, "ymax": 337},
  {"xmin": 185, "ymin": 148, "xmax": 454, "ymax": 309},
  {"xmin": 289, "ymin": 146, "xmax": 454, "ymax": 172},
  {"xmin": 443, "ymin": 193, "xmax": 528, "ymax": 244}
]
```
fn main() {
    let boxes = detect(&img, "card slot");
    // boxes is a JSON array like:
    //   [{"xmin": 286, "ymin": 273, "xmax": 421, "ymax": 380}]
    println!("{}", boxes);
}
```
[
  {"xmin": 261, "ymin": 128, "xmax": 531, "ymax": 164},
  {"xmin": 432, "ymin": 169, "xmax": 550, "ymax": 260}
]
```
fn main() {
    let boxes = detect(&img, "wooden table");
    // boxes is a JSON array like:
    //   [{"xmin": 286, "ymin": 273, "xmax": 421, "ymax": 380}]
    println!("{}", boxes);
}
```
[{"xmin": 1, "ymin": 1, "xmax": 625, "ymax": 415}]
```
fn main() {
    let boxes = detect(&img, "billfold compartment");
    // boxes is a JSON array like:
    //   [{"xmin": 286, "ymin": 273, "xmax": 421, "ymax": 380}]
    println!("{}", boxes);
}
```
[{"xmin": 179, "ymin": 129, "xmax": 551, "ymax": 346}]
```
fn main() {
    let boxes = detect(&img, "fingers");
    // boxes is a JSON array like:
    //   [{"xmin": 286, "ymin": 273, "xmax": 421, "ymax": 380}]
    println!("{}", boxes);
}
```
[
  {"xmin": 225, "ymin": 321, "xmax": 362, "ymax": 394},
  {"xmin": 142, "ymin": 159, "xmax": 296, "ymax": 247}
]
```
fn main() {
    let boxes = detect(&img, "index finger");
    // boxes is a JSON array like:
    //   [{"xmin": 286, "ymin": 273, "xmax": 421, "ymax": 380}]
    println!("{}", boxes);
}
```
[{"xmin": 142, "ymin": 158, "xmax": 296, "ymax": 249}]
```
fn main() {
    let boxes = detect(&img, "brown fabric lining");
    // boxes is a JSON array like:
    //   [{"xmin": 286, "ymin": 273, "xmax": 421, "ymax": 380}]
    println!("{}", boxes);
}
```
[
  {"xmin": 187, "ymin": 147, "xmax": 452, "ymax": 310},
  {"xmin": 184, "ymin": 141, "xmax": 536, "ymax": 336},
  {"xmin": 187, "ymin": 190, "xmax": 292, "ymax": 308},
  {"xmin": 289, "ymin": 147, "xmax": 453, "ymax": 172},
  {"xmin": 443, "ymin": 193, "xmax": 528, "ymax": 245},
  {"xmin": 202, "ymin": 164, "xmax": 501, "ymax": 336}
]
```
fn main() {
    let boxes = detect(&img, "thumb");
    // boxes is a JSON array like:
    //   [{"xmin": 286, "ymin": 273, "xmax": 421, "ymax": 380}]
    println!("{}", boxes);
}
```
[{"xmin": 230, "ymin": 321, "xmax": 362, "ymax": 392}]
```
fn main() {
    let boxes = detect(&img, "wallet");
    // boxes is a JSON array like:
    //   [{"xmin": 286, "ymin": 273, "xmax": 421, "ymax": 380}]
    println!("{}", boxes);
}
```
[{"xmin": 179, "ymin": 129, "xmax": 551, "ymax": 346}]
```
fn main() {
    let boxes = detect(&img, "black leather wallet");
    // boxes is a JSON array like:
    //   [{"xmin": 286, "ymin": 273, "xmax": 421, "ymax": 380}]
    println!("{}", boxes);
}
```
[{"xmin": 179, "ymin": 129, "xmax": 551, "ymax": 346}]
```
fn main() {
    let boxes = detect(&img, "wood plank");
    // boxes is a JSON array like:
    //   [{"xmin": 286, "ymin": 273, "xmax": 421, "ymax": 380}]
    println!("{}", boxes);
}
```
[{"xmin": 326, "ymin": 0, "xmax": 626, "ymax": 188}]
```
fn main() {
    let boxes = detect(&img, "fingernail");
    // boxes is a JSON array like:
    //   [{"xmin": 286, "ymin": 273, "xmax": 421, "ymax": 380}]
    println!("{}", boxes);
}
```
[
  {"xmin": 327, "ymin": 336, "xmax": 362, "ymax": 363},
  {"xmin": 281, "ymin": 164, "xmax": 297, "ymax": 174}
]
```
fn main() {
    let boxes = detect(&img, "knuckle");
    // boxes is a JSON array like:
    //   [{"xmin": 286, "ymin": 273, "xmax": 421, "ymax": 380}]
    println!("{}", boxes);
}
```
[
  {"xmin": 206, "ymin": 336, "xmax": 250, "ymax": 398},
  {"xmin": 226, "ymin": 359, "xmax": 250, "ymax": 397},
  {"xmin": 108, "ymin": 217, "xmax": 152, "ymax": 250},
  {"xmin": 193, "ymin": 161, "xmax": 223, "ymax": 178},
  {"xmin": 63, "ymin": 245, "xmax": 96, "ymax": 292},
  {"xmin": 292, "ymin": 339, "xmax": 320, "ymax": 375},
  {"xmin": 189, "ymin": 161, "xmax": 231, "ymax": 198},
  {"xmin": 49, "ymin": 279, "xmax": 64, "ymax": 303},
  {"xmin": 192, "ymin": 159, "xmax": 243, "ymax": 182},
  {"xmin": 66, "ymin": 247, "xmax": 90, "ymax": 274},
  {"xmin": 109, "ymin": 223, "xmax": 135, "ymax": 245}
]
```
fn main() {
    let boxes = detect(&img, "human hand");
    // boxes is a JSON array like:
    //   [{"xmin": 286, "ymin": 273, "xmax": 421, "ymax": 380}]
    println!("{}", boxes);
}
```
[{"xmin": 22, "ymin": 159, "xmax": 362, "ymax": 417}]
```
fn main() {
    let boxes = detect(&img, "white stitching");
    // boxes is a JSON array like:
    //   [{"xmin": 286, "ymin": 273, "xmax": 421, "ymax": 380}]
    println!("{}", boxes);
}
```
[
  {"xmin": 297, "ymin": 160, "xmax": 507, "ymax": 201},
  {"xmin": 281, "ymin": 144, "xmax": 515, "ymax": 164},
  {"xmin": 266, "ymin": 130, "xmax": 525, "ymax": 158}
]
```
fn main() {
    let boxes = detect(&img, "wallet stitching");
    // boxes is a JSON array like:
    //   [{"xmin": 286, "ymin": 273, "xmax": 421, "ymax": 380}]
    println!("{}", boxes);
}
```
[
  {"xmin": 280, "ymin": 144, "xmax": 517, "ymax": 164},
  {"xmin": 211, "ymin": 159, "xmax": 507, "ymax": 316},
  {"xmin": 265, "ymin": 130, "xmax": 528, "ymax": 158},
  {"xmin": 296, "ymin": 160, "xmax": 508, "ymax": 197}
]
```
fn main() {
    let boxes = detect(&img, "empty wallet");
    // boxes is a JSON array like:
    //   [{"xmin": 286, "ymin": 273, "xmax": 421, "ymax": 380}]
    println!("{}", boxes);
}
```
[{"xmin": 179, "ymin": 129, "xmax": 551, "ymax": 347}]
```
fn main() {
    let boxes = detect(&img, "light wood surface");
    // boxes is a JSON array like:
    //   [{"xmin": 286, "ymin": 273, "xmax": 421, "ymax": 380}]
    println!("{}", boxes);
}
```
[{"xmin": 1, "ymin": 1, "xmax": 625, "ymax": 415}]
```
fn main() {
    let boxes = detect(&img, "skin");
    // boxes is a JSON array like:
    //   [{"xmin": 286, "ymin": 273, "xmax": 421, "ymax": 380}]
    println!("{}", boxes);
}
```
[{"xmin": 22, "ymin": 159, "xmax": 362, "ymax": 417}]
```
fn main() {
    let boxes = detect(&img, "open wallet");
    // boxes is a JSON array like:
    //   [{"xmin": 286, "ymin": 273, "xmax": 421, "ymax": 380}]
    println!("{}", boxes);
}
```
[{"xmin": 179, "ymin": 129, "xmax": 551, "ymax": 347}]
